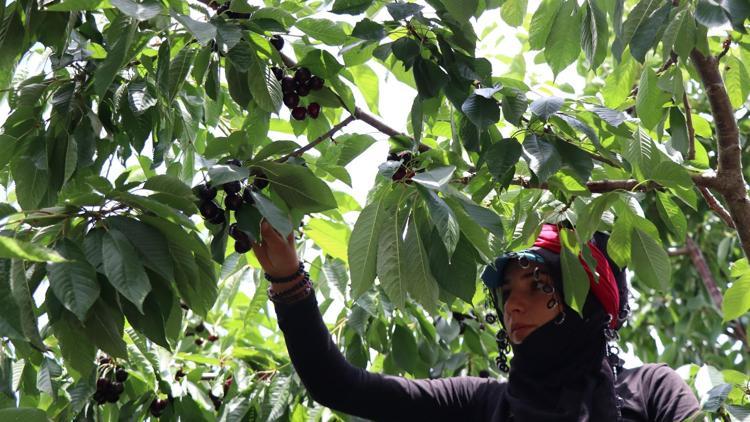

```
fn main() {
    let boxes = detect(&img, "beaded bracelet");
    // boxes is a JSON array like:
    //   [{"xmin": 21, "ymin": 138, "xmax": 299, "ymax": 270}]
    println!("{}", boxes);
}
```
[
  {"xmin": 264, "ymin": 261, "xmax": 305, "ymax": 283},
  {"xmin": 267, "ymin": 273, "xmax": 310, "ymax": 299},
  {"xmin": 268, "ymin": 276, "xmax": 314, "ymax": 304}
]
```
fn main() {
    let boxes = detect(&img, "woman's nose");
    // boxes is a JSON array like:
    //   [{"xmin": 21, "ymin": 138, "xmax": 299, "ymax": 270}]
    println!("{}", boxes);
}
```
[{"xmin": 504, "ymin": 291, "xmax": 528, "ymax": 315}]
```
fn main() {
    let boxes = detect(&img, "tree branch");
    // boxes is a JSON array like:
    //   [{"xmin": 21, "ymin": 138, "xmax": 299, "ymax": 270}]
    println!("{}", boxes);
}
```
[
  {"xmin": 698, "ymin": 186, "xmax": 735, "ymax": 228},
  {"xmin": 682, "ymin": 93, "xmax": 696, "ymax": 161},
  {"xmin": 690, "ymin": 49, "xmax": 750, "ymax": 261},
  {"xmin": 277, "ymin": 114, "xmax": 357, "ymax": 162},
  {"xmin": 685, "ymin": 236, "xmax": 749, "ymax": 350}
]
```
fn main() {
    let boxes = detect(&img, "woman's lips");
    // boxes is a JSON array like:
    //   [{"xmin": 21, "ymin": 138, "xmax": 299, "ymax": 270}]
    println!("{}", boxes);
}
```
[{"xmin": 511, "ymin": 324, "xmax": 534, "ymax": 334}]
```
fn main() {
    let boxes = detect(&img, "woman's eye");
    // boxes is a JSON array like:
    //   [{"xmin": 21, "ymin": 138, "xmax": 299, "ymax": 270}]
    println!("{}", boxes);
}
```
[{"xmin": 532, "ymin": 281, "xmax": 546, "ymax": 291}]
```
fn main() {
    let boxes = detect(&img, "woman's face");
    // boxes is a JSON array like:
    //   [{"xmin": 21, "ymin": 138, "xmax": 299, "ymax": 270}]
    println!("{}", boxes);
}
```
[{"xmin": 500, "ymin": 261, "xmax": 563, "ymax": 344}]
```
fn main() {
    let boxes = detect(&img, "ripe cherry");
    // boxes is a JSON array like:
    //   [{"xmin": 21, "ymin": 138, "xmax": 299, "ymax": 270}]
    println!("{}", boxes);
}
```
[
  {"xmin": 291, "ymin": 107, "xmax": 307, "ymax": 121},
  {"xmin": 309, "ymin": 76, "xmax": 325, "ymax": 90},
  {"xmin": 115, "ymin": 368, "xmax": 128, "ymax": 382},
  {"xmin": 234, "ymin": 238, "xmax": 252, "ymax": 253},
  {"xmin": 223, "ymin": 180, "xmax": 241, "ymax": 194},
  {"xmin": 197, "ymin": 184, "xmax": 217, "ymax": 201},
  {"xmin": 199, "ymin": 200, "xmax": 221, "ymax": 219},
  {"xmin": 271, "ymin": 66, "xmax": 284, "ymax": 81},
  {"xmin": 296, "ymin": 84, "xmax": 310, "ymax": 97},
  {"xmin": 224, "ymin": 193, "xmax": 243, "ymax": 211},
  {"xmin": 294, "ymin": 67, "xmax": 312, "ymax": 83},
  {"xmin": 208, "ymin": 211, "xmax": 226, "ymax": 225},
  {"xmin": 269, "ymin": 35, "xmax": 284, "ymax": 51},
  {"xmin": 242, "ymin": 187, "xmax": 255, "ymax": 204},
  {"xmin": 281, "ymin": 76, "xmax": 296, "ymax": 94},
  {"xmin": 283, "ymin": 93, "xmax": 300, "ymax": 108},
  {"xmin": 307, "ymin": 103, "xmax": 321, "ymax": 119}
]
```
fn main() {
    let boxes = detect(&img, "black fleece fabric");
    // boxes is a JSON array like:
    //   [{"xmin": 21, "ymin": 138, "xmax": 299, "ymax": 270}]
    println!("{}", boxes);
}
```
[{"xmin": 273, "ymin": 293, "xmax": 700, "ymax": 422}]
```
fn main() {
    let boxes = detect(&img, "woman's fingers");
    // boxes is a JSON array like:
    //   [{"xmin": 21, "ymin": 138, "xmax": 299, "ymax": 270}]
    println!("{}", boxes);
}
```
[{"xmin": 287, "ymin": 231, "xmax": 295, "ymax": 248}]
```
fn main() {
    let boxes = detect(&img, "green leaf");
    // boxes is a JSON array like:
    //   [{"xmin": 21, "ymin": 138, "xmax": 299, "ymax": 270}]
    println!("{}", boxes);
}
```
[
  {"xmin": 529, "ymin": 0, "xmax": 563, "ymax": 50},
  {"xmin": 250, "ymin": 190, "xmax": 293, "ymax": 238},
  {"xmin": 10, "ymin": 137, "xmax": 49, "ymax": 211},
  {"xmin": 386, "ymin": 2, "xmax": 424, "ymax": 20},
  {"xmin": 413, "ymin": 57, "xmax": 448, "ymax": 98},
  {"xmin": 83, "ymin": 297, "xmax": 127, "ymax": 359},
  {"xmin": 635, "ymin": 68, "xmax": 664, "ymax": 130},
  {"xmin": 428, "ymin": 232, "xmax": 478, "ymax": 304},
  {"xmin": 445, "ymin": 197, "xmax": 493, "ymax": 264},
  {"xmin": 403, "ymin": 211, "xmax": 440, "ymax": 315},
  {"xmin": 46, "ymin": 0, "xmax": 112, "ymax": 10},
  {"xmin": 0, "ymin": 259, "xmax": 24, "ymax": 340},
  {"xmin": 501, "ymin": 88, "xmax": 528, "ymax": 126},
  {"xmin": 335, "ymin": 134, "xmax": 376, "ymax": 166},
  {"xmin": 501, "ymin": 0, "xmax": 528, "ymax": 26},
  {"xmin": 417, "ymin": 187, "xmax": 460, "ymax": 258},
  {"xmin": 581, "ymin": 0, "xmax": 609, "ymax": 69},
  {"xmin": 208, "ymin": 164, "xmax": 250, "ymax": 186},
  {"xmin": 695, "ymin": 0, "xmax": 729, "ymax": 27},
  {"xmin": 51, "ymin": 317, "xmax": 96, "ymax": 379},
  {"xmin": 668, "ymin": 107, "xmax": 690, "ymax": 156},
  {"xmin": 127, "ymin": 81, "xmax": 156, "ymax": 115},
  {"xmin": 391, "ymin": 323, "xmax": 418, "ymax": 373},
  {"xmin": 349, "ymin": 198, "xmax": 385, "ymax": 300},
  {"xmin": 253, "ymin": 162, "xmax": 337, "ymax": 213},
  {"xmin": 94, "ymin": 18, "xmax": 137, "ymax": 98},
  {"xmin": 351, "ymin": 18, "xmax": 385, "ymax": 40},
  {"xmin": 622, "ymin": 127, "xmax": 656, "ymax": 178},
  {"xmin": 522, "ymin": 133, "xmax": 561, "ymax": 182},
  {"xmin": 619, "ymin": 0, "xmax": 662, "ymax": 52},
  {"xmin": 377, "ymin": 212, "xmax": 407, "ymax": 310},
  {"xmin": 484, "ymin": 138, "xmax": 522, "ymax": 181},
  {"xmin": 0, "ymin": 236, "xmax": 65, "ymax": 262},
  {"xmin": 167, "ymin": 47, "xmax": 197, "ymax": 102},
  {"xmin": 110, "ymin": 0, "xmax": 162, "ymax": 20},
  {"xmin": 655, "ymin": 191, "xmax": 687, "ymax": 241},
  {"xmin": 0, "ymin": 408, "xmax": 48, "ymax": 422},
  {"xmin": 113, "ymin": 192, "xmax": 195, "ymax": 229},
  {"xmin": 440, "ymin": 0, "xmax": 478, "ymax": 23},
  {"xmin": 332, "ymin": 0, "xmax": 373, "ymax": 14},
  {"xmin": 102, "ymin": 228, "xmax": 152, "ymax": 312},
  {"xmin": 172, "ymin": 12, "xmax": 216, "ymax": 46},
  {"xmin": 544, "ymin": 0, "xmax": 581, "ymax": 76},
  {"xmin": 461, "ymin": 94, "xmax": 500, "ymax": 129},
  {"xmin": 559, "ymin": 229, "xmax": 590, "ymax": 315},
  {"xmin": 529, "ymin": 96, "xmax": 564, "ymax": 120},
  {"xmin": 305, "ymin": 218, "xmax": 350, "ymax": 262},
  {"xmin": 298, "ymin": 49, "xmax": 344, "ymax": 80},
  {"xmin": 143, "ymin": 174, "xmax": 194, "ymax": 199},
  {"xmin": 724, "ymin": 55, "xmax": 750, "ymax": 109},
  {"xmin": 105, "ymin": 216, "xmax": 175, "ymax": 282},
  {"xmin": 723, "ymin": 259, "xmax": 750, "ymax": 322},
  {"xmin": 349, "ymin": 64, "xmax": 380, "ymax": 114},
  {"xmin": 630, "ymin": 228, "xmax": 670, "ymax": 291},
  {"xmin": 296, "ymin": 18, "xmax": 348, "ymax": 45},
  {"xmin": 629, "ymin": 4, "xmax": 671, "ymax": 63},
  {"xmin": 10, "ymin": 260, "xmax": 45, "ymax": 350},
  {"xmin": 248, "ymin": 49, "xmax": 282, "ymax": 114},
  {"xmin": 411, "ymin": 166, "xmax": 456, "ymax": 190},
  {"xmin": 47, "ymin": 239, "xmax": 99, "ymax": 322}
]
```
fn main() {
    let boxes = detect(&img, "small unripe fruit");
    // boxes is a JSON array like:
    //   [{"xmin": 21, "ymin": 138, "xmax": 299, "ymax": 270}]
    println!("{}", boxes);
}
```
[
  {"xmin": 269, "ymin": 35, "xmax": 284, "ymax": 51},
  {"xmin": 224, "ymin": 193, "xmax": 243, "ymax": 211},
  {"xmin": 291, "ymin": 107, "xmax": 307, "ymax": 121},
  {"xmin": 294, "ymin": 67, "xmax": 312, "ymax": 83},
  {"xmin": 309, "ymin": 76, "xmax": 325, "ymax": 90},
  {"xmin": 307, "ymin": 103, "xmax": 321, "ymax": 119},
  {"xmin": 283, "ymin": 93, "xmax": 300, "ymax": 108}
]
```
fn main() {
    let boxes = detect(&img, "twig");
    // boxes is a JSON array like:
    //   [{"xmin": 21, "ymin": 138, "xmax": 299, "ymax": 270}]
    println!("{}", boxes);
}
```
[
  {"xmin": 682, "ymin": 93, "xmax": 696, "ymax": 161},
  {"xmin": 698, "ymin": 186, "xmax": 735, "ymax": 228},
  {"xmin": 685, "ymin": 236, "xmax": 749, "ymax": 350},
  {"xmin": 717, "ymin": 38, "xmax": 731, "ymax": 61},
  {"xmin": 277, "ymin": 114, "xmax": 357, "ymax": 162}
]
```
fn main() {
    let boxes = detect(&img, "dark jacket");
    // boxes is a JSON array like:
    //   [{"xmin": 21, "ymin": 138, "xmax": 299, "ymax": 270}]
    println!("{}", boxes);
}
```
[{"xmin": 273, "ymin": 293, "xmax": 700, "ymax": 421}]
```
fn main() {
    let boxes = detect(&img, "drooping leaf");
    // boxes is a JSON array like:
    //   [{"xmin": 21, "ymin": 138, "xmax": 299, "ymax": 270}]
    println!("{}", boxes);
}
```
[
  {"xmin": 630, "ymin": 228, "xmax": 670, "ymax": 291},
  {"xmin": 253, "ymin": 162, "xmax": 337, "ymax": 213},
  {"xmin": 101, "ymin": 228, "xmax": 152, "ymax": 312},
  {"xmin": 349, "ymin": 198, "xmax": 386, "ymax": 300},
  {"xmin": 47, "ymin": 239, "xmax": 100, "ymax": 322}
]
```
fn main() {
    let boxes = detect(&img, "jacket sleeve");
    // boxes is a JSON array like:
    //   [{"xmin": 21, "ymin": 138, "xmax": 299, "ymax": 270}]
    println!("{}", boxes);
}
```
[
  {"xmin": 272, "ymin": 292, "xmax": 492, "ymax": 421},
  {"xmin": 643, "ymin": 364, "xmax": 701, "ymax": 422}
]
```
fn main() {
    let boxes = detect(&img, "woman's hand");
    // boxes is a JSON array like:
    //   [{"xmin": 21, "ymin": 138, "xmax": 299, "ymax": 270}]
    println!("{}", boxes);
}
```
[{"xmin": 251, "ymin": 220, "xmax": 300, "ymax": 278}]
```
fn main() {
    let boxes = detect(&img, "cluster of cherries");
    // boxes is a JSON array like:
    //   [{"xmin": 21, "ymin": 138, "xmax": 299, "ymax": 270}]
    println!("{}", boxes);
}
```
[
  {"xmin": 185, "ymin": 322, "xmax": 220, "ymax": 346},
  {"xmin": 196, "ymin": 159, "xmax": 267, "ymax": 254},
  {"xmin": 272, "ymin": 66, "xmax": 325, "ymax": 121},
  {"xmin": 92, "ymin": 357, "xmax": 127, "ymax": 405},
  {"xmin": 267, "ymin": 35, "xmax": 325, "ymax": 121}
]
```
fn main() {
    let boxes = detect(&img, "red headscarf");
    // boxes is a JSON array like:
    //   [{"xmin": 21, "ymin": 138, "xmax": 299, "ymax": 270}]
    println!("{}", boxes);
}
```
[{"xmin": 533, "ymin": 224, "xmax": 620, "ymax": 329}]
